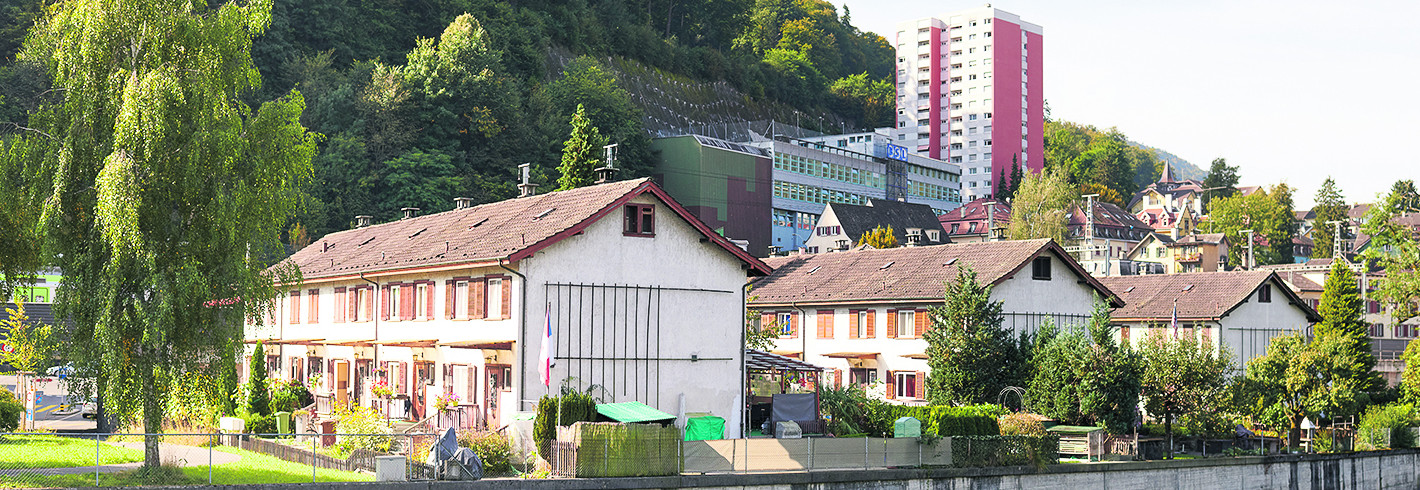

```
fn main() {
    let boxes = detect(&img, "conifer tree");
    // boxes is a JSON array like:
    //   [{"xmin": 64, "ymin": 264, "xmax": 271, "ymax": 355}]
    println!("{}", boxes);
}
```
[
  {"xmin": 1315, "ymin": 259, "xmax": 1381, "ymax": 393},
  {"xmin": 557, "ymin": 104, "xmax": 606, "ymax": 190},
  {"xmin": 1009, "ymin": 158, "xmax": 1024, "ymax": 200},
  {"xmin": 247, "ymin": 341, "xmax": 270, "ymax": 416},
  {"xmin": 998, "ymin": 167, "xmax": 1010, "ymax": 200}
]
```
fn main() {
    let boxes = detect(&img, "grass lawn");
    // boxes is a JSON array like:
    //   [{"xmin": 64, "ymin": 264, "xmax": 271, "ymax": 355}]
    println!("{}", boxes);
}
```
[
  {"xmin": 0, "ymin": 435, "xmax": 144, "ymax": 469},
  {"xmin": 0, "ymin": 445, "xmax": 371, "ymax": 488}
]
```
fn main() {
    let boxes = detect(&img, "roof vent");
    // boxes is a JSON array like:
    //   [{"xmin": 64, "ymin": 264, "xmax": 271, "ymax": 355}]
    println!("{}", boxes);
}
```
[
  {"xmin": 945, "ymin": 257, "xmax": 958, "ymax": 266},
  {"xmin": 454, "ymin": 197, "xmax": 475, "ymax": 210},
  {"xmin": 401, "ymin": 207, "xmax": 420, "ymax": 220},
  {"xmin": 468, "ymin": 217, "xmax": 489, "ymax": 229},
  {"xmin": 807, "ymin": 266, "xmax": 821, "ymax": 275},
  {"xmin": 1124, "ymin": 286, "xmax": 1135, "ymax": 293},
  {"xmin": 355, "ymin": 215, "xmax": 373, "ymax": 228}
]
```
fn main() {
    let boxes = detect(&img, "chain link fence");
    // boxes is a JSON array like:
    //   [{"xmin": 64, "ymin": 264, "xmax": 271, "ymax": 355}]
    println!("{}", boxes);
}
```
[{"xmin": 0, "ymin": 432, "xmax": 440, "ymax": 487}]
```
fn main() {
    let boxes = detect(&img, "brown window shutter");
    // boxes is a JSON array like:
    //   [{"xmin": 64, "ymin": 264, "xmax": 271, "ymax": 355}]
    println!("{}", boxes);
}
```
[
  {"xmin": 425, "ymin": 281, "xmax": 435, "ymax": 320},
  {"xmin": 817, "ymin": 310, "xmax": 833, "ymax": 339},
  {"xmin": 848, "ymin": 310, "xmax": 859, "ymax": 339},
  {"xmin": 289, "ymin": 291, "xmax": 301, "ymax": 324},
  {"xmin": 886, "ymin": 375, "xmax": 896, "ymax": 400},
  {"xmin": 334, "ymin": 288, "xmax": 345, "ymax": 323},
  {"xmin": 760, "ymin": 312, "xmax": 774, "ymax": 334},
  {"xmin": 399, "ymin": 361, "xmax": 408, "ymax": 394},
  {"xmin": 380, "ymin": 286, "xmax": 391, "ymax": 321},
  {"xmin": 915, "ymin": 309, "xmax": 929, "ymax": 338},
  {"xmin": 401, "ymin": 284, "xmax": 415, "ymax": 321},
  {"xmin": 886, "ymin": 309, "xmax": 897, "ymax": 338},
  {"xmin": 833, "ymin": 368, "xmax": 842, "ymax": 388},
  {"xmin": 501, "ymin": 276, "xmax": 513, "ymax": 320},
  {"xmin": 915, "ymin": 371, "xmax": 926, "ymax": 399},
  {"xmin": 789, "ymin": 312, "xmax": 799, "ymax": 338},
  {"xmin": 866, "ymin": 310, "xmax": 876, "ymax": 338},
  {"xmin": 309, "ymin": 289, "xmax": 320, "ymax": 323},
  {"xmin": 471, "ymin": 279, "xmax": 486, "ymax": 319},
  {"xmin": 349, "ymin": 289, "xmax": 359, "ymax": 322},
  {"xmin": 445, "ymin": 281, "xmax": 456, "ymax": 319}
]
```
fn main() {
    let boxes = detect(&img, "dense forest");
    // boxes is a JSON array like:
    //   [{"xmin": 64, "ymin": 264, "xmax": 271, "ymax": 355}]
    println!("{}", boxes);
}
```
[
  {"xmin": 0, "ymin": 0, "xmax": 896, "ymax": 240},
  {"xmin": 1041, "ymin": 120, "xmax": 1166, "ymax": 207}
]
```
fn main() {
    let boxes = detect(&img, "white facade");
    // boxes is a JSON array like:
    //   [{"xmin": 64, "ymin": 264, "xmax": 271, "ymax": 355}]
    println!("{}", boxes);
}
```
[{"xmin": 1114, "ymin": 281, "xmax": 1314, "ymax": 372}]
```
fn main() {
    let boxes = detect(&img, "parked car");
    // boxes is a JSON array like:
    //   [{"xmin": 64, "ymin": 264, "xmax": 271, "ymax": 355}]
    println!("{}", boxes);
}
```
[
  {"xmin": 46, "ymin": 363, "xmax": 74, "ymax": 378},
  {"xmin": 81, "ymin": 398, "xmax": 97, "ymax": 419}
]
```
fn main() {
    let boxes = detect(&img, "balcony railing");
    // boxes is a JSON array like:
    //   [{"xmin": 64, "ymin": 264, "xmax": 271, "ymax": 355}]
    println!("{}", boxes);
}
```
[{"xmin": 1178, "ymin": 253, "xmax": 1202, "ymax": 263}]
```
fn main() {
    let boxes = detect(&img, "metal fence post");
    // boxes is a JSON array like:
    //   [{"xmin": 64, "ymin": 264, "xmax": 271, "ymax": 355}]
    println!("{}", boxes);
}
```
[
  {"xmin": 209, "ymin": 434, "xmax": 214, "ymax": 484},
  {"xmin": 312, "ymin": 432, "xmax": 317, "ymax": 483},
  {"xmin": 95, "ymin": 433, "xmax": 101, "ymax": 486},
  {"xmin": 807, "ymin": 436, "xmax": 813, "ymax": 471}
]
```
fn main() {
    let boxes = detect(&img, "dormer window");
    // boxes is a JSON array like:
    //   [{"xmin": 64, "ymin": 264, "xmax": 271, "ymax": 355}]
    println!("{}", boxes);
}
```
[{"xmin": 623, "ymin": 204, "xmax": 655, "ymax": 237}]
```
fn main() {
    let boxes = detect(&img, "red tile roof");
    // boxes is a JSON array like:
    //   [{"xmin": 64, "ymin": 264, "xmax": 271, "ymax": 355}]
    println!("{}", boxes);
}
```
[
  {"xmin": 1097, "ymin": 270, "xmax": 1319, "ymax": 322},
  {"xmin": 750, "ymin": 239, "xmax": 1121, "ymax": 307},
  {"xmin": 280, "ymin": 178, "xmax": 770, "ymax": 281}
]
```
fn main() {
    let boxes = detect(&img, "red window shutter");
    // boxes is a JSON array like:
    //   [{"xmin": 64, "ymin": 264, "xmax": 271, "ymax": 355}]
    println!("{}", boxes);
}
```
[
  {"xmin": 886, "ymin": 309, "xmax": 897, "ymax": 339},
  {"xmin": 848, "ymin": 310, "xmax": 859, "ymax": 339},
  {"xmin": 789, "ymin": 312, "xmax": 799, "ymax": 338},
  {"xmin": 425, "ymin": 281, "xmax": 435, "ymax": 320},
  {"xmin": 915, "ymin": 309, "xmax": 929, "ymax": 338},
  {"xmin": 399, "ymin": 361, "xmax": 408, "ymax": 394},
  {"xmin": 445, "ymin": 281, "xmax": 456, "ymax": 319},
  {"xmin": 915, "ymin": 371, "xmax": 926, "ymax": 399},
  {"xmin": 289, "ymin": 291, "xmax": 300, "ymax": 324},
  {"xmin": 833, "ymin": 368, "xmax": 842, "ymax": 388},
  {"xmin": 761, "ymin": 312, "xmax": 775, "ymax": 335},
  {"xmin": 818, "ymin": 310, "xmax": 834, "ymax": 339},
  {"xmin": 334, "ymin": 288, "xmax": 346, "ymax": 323},
  {"xmin": 380, "ymin": 286, "xmax": 391, "ymax": 321},
  {"xmin": 1120, "ymin": 325, "xmax": 1130, "ymax": 344},
  {"xmin": 471, "ymin": 279, "xmax": 486, "ymax": 319},
  {"xmin": 401, "ymin": 284, "xmax": 415, "ymax": 321},
  {"xmin": 350, "ymin": 288, "xmax": 360, "ymax": 322},
  {"xmin": 886, "ymin": 375, "xmax": 896, "ymax": 400},
  {"xmin": 866, "ymin": 310, "xmax": 876, "ymax": 338},
  {"xmin": 309, "ymin": 289, "xmax": 320, "ymax": 323},
  {"xmin": 501, "ymin": 276, "xmax": 513, "ymax": 320}
]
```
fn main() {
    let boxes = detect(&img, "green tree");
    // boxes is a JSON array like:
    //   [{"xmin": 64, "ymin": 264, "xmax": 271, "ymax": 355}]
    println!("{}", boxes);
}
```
[
  {"xmin": 1390, "ymin": 180, "xmax": 1420, "ymax": 213},
  {"xmin": 1008, "ymin": 169, "xmax": 1076, "ymax": 242},
  {"xmin": 1025, "ymin": 297, "xmax": 1141, "ymax": 433},
  {"xmin": 533, "ymin": 56, "xmax": 650, "ymax": 181},
  {"xmin": 1315, "ymin": 259, "xmax": 1381, "ymax": 395},
  {"xmin": 1402, "ymin": 340, "xmax": 1420, "ymax": 405},
  {"xmin": 1242, "ymin": 333, "xmax": 1370, "ymax": 449},
  {"xmin": 1201, "ymin": 157, "xmax": 1240, "ymax": 212},
  {"xmin": 381, "ymin": 149, "xmax": 463, "ymax": 210},
  {"xmin": 1311, "ymin": 177, "xmax": 1348, "ymax": 259},
  {"xmin": 216, "ymin": 340, "xmax": 241, "ymax": 417},
  {"xmin": 924, "ymin": 268, "xmax": 1027, "ymax": 405},
  {"xmin": 997, "ymin": 167, "xmax": 1011, "ymax": 201},
  {"xmin": 828, "ymin": 73, "xmax": 893, "ymax": 128},
  {"xmin": 247, "ymin": 341, "xmax": 271, "ymax": 416},
  {"xmin": 1267, "ymin": 183, "xmax": 1299, "ymax": 264},
  {"xmin": 19, "ymin": 0, "xmax": 316, "ymax": 468},
  {"xmin": 1206, "ymin": 188, "xmax": 1294, "ymax": 266},
  {"xmin": 0, "ymin": 137, "xmax": 42, "ymax": 300},
  {"xmin": 856, "ymin": 224, "xmax": 898, "ymax": 249},
  {"xmin": 556, "ymin": 104, "xmax": 606, "ymax": 191},
  {"xmin": 0, "ymin": 302, "xmax": 57, "ymax": 373},
  {"xmin": 745, "ymin": 286, "xmax": 780, "ymax": 351},
  {"xmin": 1009, "ymin": 158, "xmax": 1024, "ymax": 201},
  {"xmin": 1361, "ymin": 186, "xmax": 1420, "ymax": 322},
  {"xmin": 1138, "ymin": 330, "xmax": 1233, "ymax": 458}
]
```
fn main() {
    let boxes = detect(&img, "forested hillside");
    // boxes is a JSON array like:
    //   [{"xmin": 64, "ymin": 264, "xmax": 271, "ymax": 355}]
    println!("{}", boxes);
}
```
[
  {"xmin": 0, "ymin": 0, "xmax": 895, "ymax": 241},
  {"xmin": 1042, "ymin": 120, "xmax": 1164, "ymax": 207}
]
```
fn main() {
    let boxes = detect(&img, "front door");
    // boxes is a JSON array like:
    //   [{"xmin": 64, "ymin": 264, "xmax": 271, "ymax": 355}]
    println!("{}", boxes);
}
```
[
  {"xmin": 485, "ymin": 365, "xmax": 511, "ymax": 428},
  {"xmin": 334, "ymin": 360, "xmax": 350, "ymax": 407},
  {"xmin": 355, "ymin": 359, "xmax": 372, "ymax": 406},
  {"xmin": 413, "ymin": 361, "xmax": 433, "ymax": 420}
]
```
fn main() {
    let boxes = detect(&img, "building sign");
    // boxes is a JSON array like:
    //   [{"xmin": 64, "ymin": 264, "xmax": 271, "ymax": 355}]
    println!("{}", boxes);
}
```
[{"xmin": 884, "ymin": 143, "xmax": 908, "ymax": 161}]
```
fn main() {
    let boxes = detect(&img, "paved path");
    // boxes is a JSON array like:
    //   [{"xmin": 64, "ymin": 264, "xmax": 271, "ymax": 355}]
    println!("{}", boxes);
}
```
[{"xmin": 1, "ymin": 442, "xmax": 241, "ymax": 476}]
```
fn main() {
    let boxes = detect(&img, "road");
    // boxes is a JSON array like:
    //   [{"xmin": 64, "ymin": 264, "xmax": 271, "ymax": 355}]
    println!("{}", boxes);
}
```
[{"xmin": 1, "ymin": 374, "xmax": 97, "ymax": 431}]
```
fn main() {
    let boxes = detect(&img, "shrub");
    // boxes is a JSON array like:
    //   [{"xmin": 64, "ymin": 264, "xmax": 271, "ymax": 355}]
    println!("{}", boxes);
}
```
[
  {"xmin": 533, "ymin": 393, "xmax": 597, "ymax": 459},
  {"xmin": 458, "ymin": 431, "xmax": 514, "ymax": 476},
  {"xmin": 246, "ymin": 341, "xmax": 270, "ymax": 415},
  {"xmin": 241, "ymin": 412, "xmax": 276, "ymax": 435},
  {"xmin": 1357, "ymin": 403, "xmax": 1418, "ymax": 450},
  {"xmin": 998, "ymin": 413, "xmax": 1047, "ymax": 437},
  {"xmin": 951, "ymin": 435, "xmax": 1059, "ymax": 468},
  {"xmin": 0, "ymin": 386, "xmax": 21, "ymax": 432},
  {"xmin": 269, "ymin": 379, "xmax": 313, "ymax": 414},
  {"xmin": 331, "ymin": 404, "xmax": 392, "ymax": 457}
]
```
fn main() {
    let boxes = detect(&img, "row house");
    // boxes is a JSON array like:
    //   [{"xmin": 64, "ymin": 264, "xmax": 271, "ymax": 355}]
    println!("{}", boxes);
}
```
[
  {"xmin": 1064, "ymin": 201, "xmax": 1155, "ymax": 276},
  {"xmin": 748, "ymin": 239, "xmax": 1120, "ymax": 404},
  {"xmin": 1098, "ymin": 270, "xmax": 1319, "ymax": 371},
  {"xmin": 246, "ymin": 179, "xmax": 769, "ymax": 435}
]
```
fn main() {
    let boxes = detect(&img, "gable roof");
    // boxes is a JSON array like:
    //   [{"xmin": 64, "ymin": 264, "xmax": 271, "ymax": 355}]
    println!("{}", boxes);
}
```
[
  {"xmin": 826, "ymin": 199, "xmax": 946, "ymax": 244},
  {"xmin": 281, "ymin": 178, "xmax": 770, "ymax": 281},
  {"xmin": 1172, "ymin": 233, "xmax": 1227, "ymax": 246},
  {"xmin": 1127, "ymin": 233, "xmax": 1176, "ymax": 258},
  {"xmin": 1098, "ymin": 270, "xmax": 1319, "ymax": 322},
  {"xmin": 939, "ymin": 198, "xmax": 1012, "ymax": 224},
  {"xmin": 1067, "ymin": 202, "xmax": 1154, "ymax": 231},
  {"xmin": 750, "ymin": 239, "xmax": 1122, "ymax": 307}
]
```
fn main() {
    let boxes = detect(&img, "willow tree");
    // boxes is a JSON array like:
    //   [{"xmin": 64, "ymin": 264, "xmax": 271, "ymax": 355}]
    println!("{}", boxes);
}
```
[{"xmin": 18, "ymin": 0, "xmax": 315, "ymax": 468}]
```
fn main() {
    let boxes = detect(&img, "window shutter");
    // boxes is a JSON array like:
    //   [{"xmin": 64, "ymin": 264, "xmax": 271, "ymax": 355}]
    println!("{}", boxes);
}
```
[
  {"xmin": 425, "ymin": 281, "xmax": 435, "ymax": 320},
  {"xmin": 789, "ymin": 312, "xmax": 799, "ymax": 338},
  {"xmin": 445, "ymin": 281, "xmax": 456, "ymax": 319},
  {"xmin": 399, "ymin": 361, "xmax": 408, "ymax": 394},
  {"xmin": 866, "ymin": 310, "xmax": 876, "ymax": 338},
  {"xmin": 886, "ymin": 309, "xmax": 897, "ymax": 338},
  {"xmin": 471, "ymin": 279, "xmax": 486, "ymax": 319},
  {"xmin": 886, "ymin": 375, "xmax": 896, "ymax": 400},
  {"xmin": 334, "ymin": 288, "xmax": 346, "ymax": 323},
  {"xmin": 760, "ymin": 312, "xmax": 775, "ymax": 335},
  {"xmin": 328, "ymin": 359, "xmax": 336, "ymax": 391},
  {"xmin": 817, "ymin": 310, "xmax": 833, "ymax": 339},
  {"xmin": 380, "ymin": 286, "xmax": 391, "ymax": 321},
  {"xmin": 915, "ymin": 309, "xmax": 929, "ymax": 338},
  {"xmin": 289, "ymin": 291, "xmax": 301, "ymax": 324},
  {"xmin": 349, "ymin": 288, "xmax": 359, "ymax": 322},
  {"xmin": 833, "ymin": 368, "xmax": 842, "ymax": 388},
  {"xmin": 915, "ymin": 371, "xmax": 926, "ymax": 399},
  {"xmin": 401, "ymin": 284, "xmax": 415, "ymax": 321},
  {"xmin": 848, "ymin": 310, "xmax": 859, "ymax": 339},
  {"xmin": 501, "ymin": 277, "xmax": 513, "ymax": 320}
]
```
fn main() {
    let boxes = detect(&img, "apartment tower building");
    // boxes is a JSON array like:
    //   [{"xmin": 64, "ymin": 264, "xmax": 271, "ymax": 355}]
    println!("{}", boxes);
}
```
[{"xmin": 893, "ymin": 6, "xmax": 1043, "ymax": 200}]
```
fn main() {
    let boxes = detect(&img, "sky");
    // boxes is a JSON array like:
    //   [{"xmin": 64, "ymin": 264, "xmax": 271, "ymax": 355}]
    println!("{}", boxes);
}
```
[{"xmin": 832, "ymin": 0, "xmax": 1420, "ymax": 208}]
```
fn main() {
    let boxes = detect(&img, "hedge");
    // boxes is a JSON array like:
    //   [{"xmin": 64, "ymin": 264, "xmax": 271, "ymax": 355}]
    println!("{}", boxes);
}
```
[
  {"xmin": 534, "ymin": 393, "xmax": 598, "ymax": 459},
  {"xmin": 951, "ymin": 435, "xmax": 1059, "ymax": 468},
  {"xmin": 875, "ymin": 404, "xmax": 1001, "ymax": 437}
]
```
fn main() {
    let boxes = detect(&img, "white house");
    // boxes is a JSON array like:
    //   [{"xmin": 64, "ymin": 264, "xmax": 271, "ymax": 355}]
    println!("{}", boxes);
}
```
[
  {"xmin": 246, "ymin": 178, "xmax": 770, "ymax": 436},
  {"xmin": 1098, "ymin": 270, "xmax": 1320, "ymax": 371},
  {"xmin": 747, "ymin": 239, "xmax": 1121, "ymax": 404},
  {"xmin": 802, "ymin": 199, "xmax": 945, "ymax": 253}
]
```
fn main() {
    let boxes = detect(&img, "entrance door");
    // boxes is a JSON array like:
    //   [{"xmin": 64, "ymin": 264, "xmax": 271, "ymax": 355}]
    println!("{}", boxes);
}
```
[
  {"xmin": 485, "ymin": 365, "xmax": 511, "ymax": 428},
  {"xmin": 355, "ymin": 359, "xmax": 372, "ymax": 406},
  {"xmin": 334, "ymin": 360, "xmax": 350, "ymax": 407},
  {"xmin": 413, "ymin": 361, "xmax": 433, "ymax": 420}
]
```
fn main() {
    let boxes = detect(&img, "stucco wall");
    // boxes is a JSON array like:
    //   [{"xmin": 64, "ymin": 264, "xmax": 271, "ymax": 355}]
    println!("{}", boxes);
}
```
[{"xmin": 1116, "ymin": 280, "xmax": 1312, "ymax": 371}]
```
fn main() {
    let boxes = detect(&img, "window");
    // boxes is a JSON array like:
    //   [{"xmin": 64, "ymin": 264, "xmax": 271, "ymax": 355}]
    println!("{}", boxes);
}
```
[
  {"xmin": 356, "ymin": 288, "xmax": 370, "ymax": 322},
  {"xmin": 777, "ymin": 312, "xmax": 794, "ymax": 336},
  {"xmin": 895, "ymin": 372, "xmax": 917, "ymax": 398},
  {"xmin": 389, "ymin": 285, "xmax": 401, "ymax": 320},
  {"xmin": 487, "ymin": 278, "xmax": 503, "ymax": 319},
  {"xmin": 623, "ymin": 204, "xmax": 654, "ymax": 236},
  {"xmin": 1258, "ymin": 284, "xmax": 1272, "ymax": 303},
  {"xmin": 896, "ymin": 310, "xmax": 914, "ymax": 337},
  {"xmin": 1032, "ymin": 256, "xmax": 1052, "ymax": 280},
  {"xmin": 857, "ymin": 311, "xmax": 869, "ymax": 338},
  {"xmin": 454, "ymin": 281, "xmax": 469, "ymax": 319},
  {"xmin": 851, "ymin": 368, "xmax": 877, "ymax": 386},
  {"xmin": 415, "ymin": 283, "xmax": 428, "ymax": 319}
]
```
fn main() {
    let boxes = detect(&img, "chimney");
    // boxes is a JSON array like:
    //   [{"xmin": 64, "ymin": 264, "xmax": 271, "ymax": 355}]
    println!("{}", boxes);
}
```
[
  {"xmin": 905, "ymin": 228, "xmax": 923, "ymax": 246},
  {"xmin": 401, "ymin": 207, "xmax": 420, "ymax": 220},
  {"xmin": 595, "ymin": 143, "xmax": 620, "ymax": 184},
  {"xmin": 355, "ymin": 215, "xmax": 373, "ymax": 228},
  {"xmin": 454, "ymin": 197, "xmax": 474, "ymax": 210},
  {"xmin": 517, "ymin": 163, "xmax": 539, "ymax": 197}
]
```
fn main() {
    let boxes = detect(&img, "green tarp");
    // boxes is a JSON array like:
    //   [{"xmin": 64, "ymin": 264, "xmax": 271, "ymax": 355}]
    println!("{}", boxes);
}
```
[
  {"xmin": 684, "ymin": 416, "xmax": 725, "ymax": 441},
  {"xmin": 595, "ymin": 401, "xmax": 677, "ymax": 424}
]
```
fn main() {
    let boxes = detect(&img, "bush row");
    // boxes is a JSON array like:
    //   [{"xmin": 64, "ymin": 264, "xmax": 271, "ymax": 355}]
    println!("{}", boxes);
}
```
[
  {"xmin": 533, "ymin": 393, "xmax": 598, "ymax": 459},
  {"xmin": 951, "ymin": 435, "xmax": 1059, "ymax": 468}
]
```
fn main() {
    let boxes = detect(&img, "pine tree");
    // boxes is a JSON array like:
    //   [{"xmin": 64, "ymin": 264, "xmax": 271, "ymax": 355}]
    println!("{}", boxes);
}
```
[
  {"xmin": 1009, "ymin": 158, "xmax": 1024, "ymax": 200},
  {"xmin": 246, "ymin": 341, "xmax": 270, "ymax": 416},
  {"xmin": 556, "ymin": 104, "xmax": 606, "ymax": 191},
  {"xmin": 1315, "ymin": 259, "xmax": 1381, "ymax": 393},
  {"xmin": 998, "ymin": 167, "xmax": 1010, "ymax": 200},
  {"xmin": 925, "ymin": 268, "xmax": 1026, "ymax": 405},
  {"xmin": 1312, "ymin": 177, "xmax": 1348, "ymax": 259}
]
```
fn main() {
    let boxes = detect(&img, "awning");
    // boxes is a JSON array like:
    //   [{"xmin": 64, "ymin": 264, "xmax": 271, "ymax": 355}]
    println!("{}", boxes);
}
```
[
  {"xmin": 379, "ymin": 339, "xmax": 439, "ymax": 348},
  {"xmin": 320, "ymin": 338, "xmax": 377, "ymax": 346},
  {"xmin": 244, "ymin": 337, "xmax": 325, "ymax": 345},
  {"xmin": 769, "ymin": 349, "xmax": 802, "ymax": 357},
  {"xmin": 900, "ymin": 353, "xmax": 929, "ymax": 360},
  {"xmin": 440, "ymin": 340, "xmax": 515, "ymax": 350},
  {"xmin": 595, "ymin": 401, "xmax": 676, "ymax": 424},
  {"xmin": 822, "ymin": 352, "xmax": 879, "ymax": 359},
  {"xmin": 746, "ymin": 349, "xmax": 823, "ymax": 372}
]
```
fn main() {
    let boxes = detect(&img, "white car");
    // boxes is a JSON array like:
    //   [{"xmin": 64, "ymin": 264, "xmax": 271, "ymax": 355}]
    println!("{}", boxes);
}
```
[{"xmin": 46, "ymin": 364, "xmax": 74, "ymax": 377}]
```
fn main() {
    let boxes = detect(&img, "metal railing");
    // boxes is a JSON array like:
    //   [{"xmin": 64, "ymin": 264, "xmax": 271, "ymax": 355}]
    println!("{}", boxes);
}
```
[{"xmin": 0, "ymin": 432, "xmax": 440, "ymax": 487}]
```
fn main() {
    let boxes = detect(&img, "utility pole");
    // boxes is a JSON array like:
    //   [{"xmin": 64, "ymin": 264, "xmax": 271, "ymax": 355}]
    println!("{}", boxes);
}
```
[
  {"xmin": 1084, "ymin": 194, "xmax": 1099, "ymax": 272},
  {"xmin": 1240, "ymin": 229, "xmax": 1255, "ymax": 270},
  {"xmin": 984, "ymin": 201, "xmax": 997, "ymax": 241},
  {"xmin": 1326, "ymin": 220, "xmax": 1347, "ymax": 260}
]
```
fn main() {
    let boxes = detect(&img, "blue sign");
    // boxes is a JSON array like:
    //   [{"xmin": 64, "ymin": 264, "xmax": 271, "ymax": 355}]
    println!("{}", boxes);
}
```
[{"xmin": 884, "ymin": 143, "xmax": 908, "ymax": 161}]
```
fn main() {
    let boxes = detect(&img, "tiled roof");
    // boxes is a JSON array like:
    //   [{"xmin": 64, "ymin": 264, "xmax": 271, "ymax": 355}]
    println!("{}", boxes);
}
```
[
  {"xmin": 751, "ymin": 239, "xmax": 1121, "ymax": 307},
  {"xmin": 938, "ymin": 198, "xmax": 1012, "ymax": 224},
  {"xmin": 1273, "ymin": 270, "xmax": 1324, "ymax": 292},
  {"xmin": 280, "ymin": 178, "xmax": 769, "ymax": 280},
  {"xmin": 1098, "ymin": 270, "xmax": 1318, "ymax": 321},
  {"xmin": 828, "ymin": 199, "xmax": 946, "ymax": 244},
  {"xmin": 1067, "ymin": 202, "xmax": 1153, "ymax": 230},
  {"xmin": 1172, "ymin": 233, "xmax": 1226, "ymax": 246}
]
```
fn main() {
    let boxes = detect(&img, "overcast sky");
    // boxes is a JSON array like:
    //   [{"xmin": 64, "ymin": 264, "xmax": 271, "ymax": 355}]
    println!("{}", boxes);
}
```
[{"xmin": 832, "ymin": 0, "xmax": 1420, "ymax": 208}]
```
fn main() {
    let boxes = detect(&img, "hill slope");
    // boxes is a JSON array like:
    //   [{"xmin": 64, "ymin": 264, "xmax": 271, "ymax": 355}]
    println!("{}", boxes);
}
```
[{"xmin": 1130, "ymin": 142, "xmax": 1206, "ymax": 181}]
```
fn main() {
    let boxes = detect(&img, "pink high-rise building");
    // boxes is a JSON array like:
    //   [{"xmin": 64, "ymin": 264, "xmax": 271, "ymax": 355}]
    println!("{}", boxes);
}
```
[{"xmin": 892, "ymin": 6, "xmax": 1043, "ymax": 201}]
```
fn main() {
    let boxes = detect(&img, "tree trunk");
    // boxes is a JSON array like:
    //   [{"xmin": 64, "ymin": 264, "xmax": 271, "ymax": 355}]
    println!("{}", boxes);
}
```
[
  {"xmin": 142, "ymin": 365, "xmax": 162, "ymax": 468},
  {"xmin": 1165, "ymin": 412, "xmax": 1173, "ymax": 459},
  {"xmin": 1288, "ymin": 414, "xmax": 1303, "ymax": 452}
]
